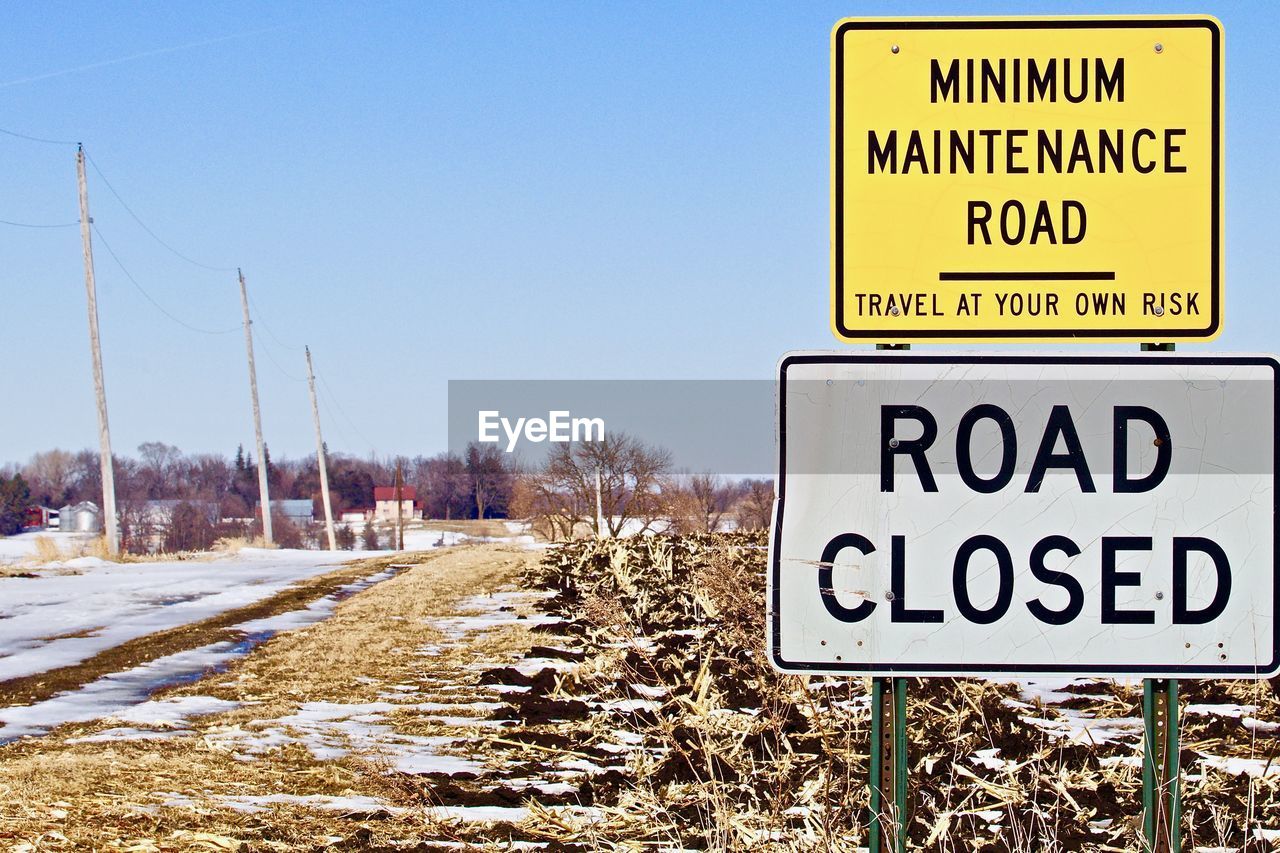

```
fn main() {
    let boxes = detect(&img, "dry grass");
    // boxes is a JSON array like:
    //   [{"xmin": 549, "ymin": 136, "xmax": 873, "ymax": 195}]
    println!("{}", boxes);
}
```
[
  {"xmin": 0, "ymin": 556, "xmax": 381, "ymax": 708},
  {"xmin": 210, "ymin": 535, "xmax": 274, "ymax": 553},
  {"xmin": 526, "ymin": 534, "xmax": 1280, "ymax": 851},
  {"xmin": 0, "ymin": 544, "xmax": 550, "ymax": 850},
  {"xmin": 32, "ymin": 535, "xmax": 63, "ymax": 563},
  {"xmin": 418, "ymin": 518, "xmax": 534, "ymax": 540}
]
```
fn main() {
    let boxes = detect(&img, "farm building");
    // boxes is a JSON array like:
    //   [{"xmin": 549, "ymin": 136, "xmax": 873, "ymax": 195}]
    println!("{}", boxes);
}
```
[
  {"xmin": 256, "ymin": 499, "xmax": 315, "ymax": 526},
  {"xmin": 23, "ymin": 506, "xmax": 59, "ymax": 531},
  {"xmin": 141, "ymin": 500, "xmax": 218, "ymax": 527},
  {"xmin": 58, "ymin": 501, "xmax": 102, "ymax": 533},
  {"xmin": 340, "ymin": 508, "xmax": 371, "ymax": 523},
  {"xmin": 373, "ymin": 487, "xmax": 419, "ymax": 523}
]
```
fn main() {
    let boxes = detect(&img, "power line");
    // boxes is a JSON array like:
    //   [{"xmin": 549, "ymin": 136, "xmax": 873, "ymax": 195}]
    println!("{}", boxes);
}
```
[
  {"xmin": 0, "ymin": 218, "xmax": 79, "ymax": 228},
  {"xmin": 91, "ymin": 222, "xmax": 241, "ymax": 335},
  {"xmin": 318, "ymin": 373, "xmax": 378, "ymax": 452},
  {"xmin": 0, "ymin": 124, "xmax": 77, "ymax": 146},
  {"xmin": 245, "ymin": 287, "xmax": 303, "ymax": 352},
  {"xmin": 252, "ymin": 327, "xmax": 305, "ymax": 382},
  {"xmin": 83, "ymin": 149, "xmax": 237, "ymax": 272}
]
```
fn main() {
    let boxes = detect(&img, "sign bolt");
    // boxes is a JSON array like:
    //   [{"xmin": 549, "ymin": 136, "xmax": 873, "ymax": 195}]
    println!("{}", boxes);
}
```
[
  {"xmin": 1155, "ymin": 591, "xmax": 1165, "ymax": 600},
  {"xmin": 1154, "ymin": 305, "xmax": 1165, "ymax": 316},
  {"xmin": 1155, "ymin": 42, "xmax": 1164, "ymax": 53},
  {"xmin": 891, "ymin": 44, "xmax": 900, "ymax": 54},
  {"xmin": 890, "ymin": 305, "xmax": 901, "ymax": 316},
  {"xmin": 888, "ymin": 438, "xmax": 900, "ymax": 448},
  {"xmin": 884, "ymin": 590, "xmax": 896, "ymax": 601}
]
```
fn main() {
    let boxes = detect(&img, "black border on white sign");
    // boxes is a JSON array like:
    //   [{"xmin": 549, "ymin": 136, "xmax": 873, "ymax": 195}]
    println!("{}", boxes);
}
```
[
  {"xmin": 832, "ymin": 18, "xmax": 1223, "ymax": 340},
  {"xmin": 769, "ymin": 353, "xmax": 1279, "ymax": 676}
]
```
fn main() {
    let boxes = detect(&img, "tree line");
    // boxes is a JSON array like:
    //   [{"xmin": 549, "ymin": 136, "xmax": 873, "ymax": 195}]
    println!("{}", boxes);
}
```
[
  {"xmin": 4, "ymin": 443, "xmax": 514, "ymax": 518},
  {"xmin": 1, "ymin": 434, "xmax": 774, "ymax": 548}
]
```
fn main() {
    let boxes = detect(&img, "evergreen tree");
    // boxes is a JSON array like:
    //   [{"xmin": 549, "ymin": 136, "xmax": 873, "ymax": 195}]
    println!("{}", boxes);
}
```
[
  {"xmin": 0, "ymin": 474, "xmax": 33, "ymax": 536},
  {"xmin": 361, "ymin": 519, "xmax": 379, "ymax": 551}
]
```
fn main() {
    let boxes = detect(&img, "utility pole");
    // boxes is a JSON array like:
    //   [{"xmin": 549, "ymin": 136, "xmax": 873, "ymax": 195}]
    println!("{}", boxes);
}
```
[
  {"xmin": 305, "ymin": 346, "xmax": 337, "ymax": 550},
  {"xmin": 394, "ymin": 460, "xmax": 404, "ymax": 551},
  {"xmin": 238, "ymin": 270, "xmax": 273, "ymax": 546},
  {"xmin": 76, "ymin": 145, "xmax": 119, "ymax": 557}
]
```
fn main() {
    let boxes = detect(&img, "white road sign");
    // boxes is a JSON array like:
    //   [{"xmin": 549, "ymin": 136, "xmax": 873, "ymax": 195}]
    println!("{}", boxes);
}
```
[{"xmin": 769, "ymin": 353, "xmax": 1279, "ymax": 677}]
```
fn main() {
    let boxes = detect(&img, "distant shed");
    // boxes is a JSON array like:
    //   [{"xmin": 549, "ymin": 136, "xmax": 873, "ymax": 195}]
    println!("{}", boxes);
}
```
[{"xmin": 58, "ymin": 501, "xmax": 102, "ymax": 533}]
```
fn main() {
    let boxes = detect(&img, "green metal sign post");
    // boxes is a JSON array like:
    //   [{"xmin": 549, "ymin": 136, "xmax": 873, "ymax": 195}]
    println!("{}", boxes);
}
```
[
  {"xmin": 1140, "ymin": 342, "xmax": 1181, "ymax": 852},
  {"xmin": 868, "ymin": 676, "xmax": 908, "ymax": 852}
]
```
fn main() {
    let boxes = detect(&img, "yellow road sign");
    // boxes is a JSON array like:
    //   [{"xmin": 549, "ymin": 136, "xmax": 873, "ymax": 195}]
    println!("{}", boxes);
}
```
[{"xmin": 831, "ymin": 17, "xmax": 1223, "ymax": 342}]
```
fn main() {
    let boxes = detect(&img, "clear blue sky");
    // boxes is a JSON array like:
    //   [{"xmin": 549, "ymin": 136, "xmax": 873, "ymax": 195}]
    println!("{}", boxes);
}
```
[{"xmin": 2, "ymin": 1, "xmax": 1275, "ymax": 463}]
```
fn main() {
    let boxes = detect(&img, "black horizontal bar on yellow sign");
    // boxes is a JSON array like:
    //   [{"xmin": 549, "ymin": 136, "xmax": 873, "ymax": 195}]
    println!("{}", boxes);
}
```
[{"xmin": 938, "ymin": 271, "xmax": 1116, "ymax": 281}]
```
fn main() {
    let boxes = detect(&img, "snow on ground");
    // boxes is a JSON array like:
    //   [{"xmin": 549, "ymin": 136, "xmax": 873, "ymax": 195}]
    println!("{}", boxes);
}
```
[
  {"xmin": 0, "ymin": 642, "xmax": 252, "ymax": 742},
  {"xmin": 0, "ymin": 532, "xmax": 98, "ymax": 563},
  {"xmin": 163, "ymin": 791, "xmax": 601, "ymax": 829},
  {"xmin": 401, "ymin": 529, "xmax": 469, "ymax": 550},
  {"xmin": 0, "ymin": 548, "xmax": 350, "ymax": 683},
  {"xmin": 0, "ymin": 566, "xmax": 409, "ymax": 743},
  {"xmin": 203, "ymin": 699, "xmax": 488, "ymax": 775}
]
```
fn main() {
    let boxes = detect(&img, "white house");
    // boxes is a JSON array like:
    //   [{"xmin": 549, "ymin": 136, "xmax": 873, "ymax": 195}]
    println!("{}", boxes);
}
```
[{"xmin": 373, "ymin": 487, "xmax": 419, "ymax": 523}]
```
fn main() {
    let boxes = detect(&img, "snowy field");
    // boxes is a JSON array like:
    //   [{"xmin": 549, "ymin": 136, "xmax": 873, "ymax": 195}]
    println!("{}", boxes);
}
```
[
  {"xmin": 0, "ymin": 546, "xmax": 351, "ymax": 683},
  {"xmin": 0, "ymin": 531, "xmax": 98, "ymax": 563},
  {"xmin": 0, "ymin": 526, "xmax": 508, "ymax": 686}
]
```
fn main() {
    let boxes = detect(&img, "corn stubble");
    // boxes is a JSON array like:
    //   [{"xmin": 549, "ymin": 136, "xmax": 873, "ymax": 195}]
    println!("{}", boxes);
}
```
[{"xmin": 530, "ymin": 532, "xmax": 1280, "ymax": 851}]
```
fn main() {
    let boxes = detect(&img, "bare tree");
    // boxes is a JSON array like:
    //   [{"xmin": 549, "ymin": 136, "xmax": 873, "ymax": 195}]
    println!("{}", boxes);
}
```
[
  {"xmin": 23, "ymin": 449, "xmax": 76, "ymax": 506},
  {"xmin": 668, "ymin": 472, "xmax": 735, "ymax": 533},
  {"xmin": 521, "ymin": 432, "xmax": 671, "ymax": 540},
  {"xmin": 735, "ymin": 478, "xmax": 775, "ymax": 531},
  {"xmin": 511, "ymin": 462, "xmax": 586, "ymax": 542}
]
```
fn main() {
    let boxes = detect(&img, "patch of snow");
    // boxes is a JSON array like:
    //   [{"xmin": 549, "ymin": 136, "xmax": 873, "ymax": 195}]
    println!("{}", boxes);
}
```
[
  {"xmin": 1014, "ymin": 678, "xmax": 1113, "ymax": 706},
  {"xmin": 1100, "ymin": 755, "xmax": 1143, "ymax": 769},
  {"xmin": 969, "ymin": 748, "xmax": 1006, "ymax": 771},
  {"xmin": 0, "ymin": 548, "xmax": 347, "ymax": 682},
  {"xmin": 67, "ymin": 727, "xmax": 194, "ymax": 744},
  {"xmin": 513, "ymin": 657, "xmax": 578, "ymax": 675},
  {"xmin": 205, "ymin": 700, "xmax": 487, "ymax": 777},
  {"xmin": 611, "ymin": 729, "xmax": 644, "ymax": 745},
  {"xmin": 1185, "ymin": 704, "xmax": 1257, "ymax": 718},
  {"xmin": 422, "ymin": 715, "xmax": 512, "ymax": 729},
  {"xmin": 413, "ymin": 701, "xmax": 504, "ymax": 712},
  {"xmin": 0, "ymin": 532, "xmax": 98, "ymax": 563},
  {"xmin": 630, "ymin": 684, "xmax": 667, "ymax": 699},
  {"xmin": 1244, "ymin": 717, "xmax": 1280, "ymax": 734},
  {"xmin": 114, "ymin": 695, "xmax": 240, "ymax": 727},
  {"xmin": 234, "ymin": 568, "xmax": 399, "ymax": 634},
  {"xmin": 597, "ymin": 699, "xmax": 661, "ymax": 714},
  {"xmin": 501, "ymin": 779, "xmax": 579, "ymax": 796},
  {"xmin": 401, "ymin": 529, "xmax": 470, "ymax": 550},
  {"xmin": 557, "ymin": 758, "xmax": 609, "ymax": 774},
  {"xmin": 1200, "ymin": 755, "xmax": 1280, "ymax": 778},
  {"xmin": 422, "ymin": 805, "xmax": 601, "ymax": 824},
  {"xmin": 426, "ymin": 591, "xmax": 562, "ymax": 641},
  {"xmin": 1020, "ymin": 711, "xmax": 1144, "ymax": 745},
  {"xmin": 218, "ymin": 794, "xmax": 402, "ymax": 814},
  {"xmin": 0, "ymin": 641, "xmax": 252, "ymax": 742}
]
